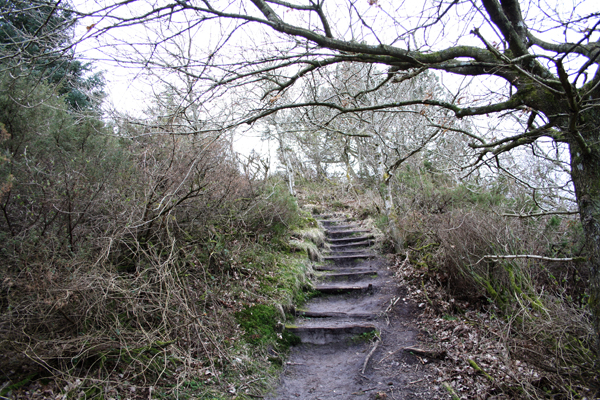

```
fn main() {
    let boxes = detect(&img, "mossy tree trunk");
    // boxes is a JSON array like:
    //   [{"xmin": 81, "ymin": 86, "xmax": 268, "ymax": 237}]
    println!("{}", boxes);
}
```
[{"xmin": 569, "ymin": 111, "xmax": 600, "ymax": 353}]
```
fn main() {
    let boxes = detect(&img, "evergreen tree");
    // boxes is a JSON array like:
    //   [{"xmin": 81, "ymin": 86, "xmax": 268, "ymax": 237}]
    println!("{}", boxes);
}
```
[{"xmin": 0, "ymin": 0, "xmax": 104, "ymax": 110}]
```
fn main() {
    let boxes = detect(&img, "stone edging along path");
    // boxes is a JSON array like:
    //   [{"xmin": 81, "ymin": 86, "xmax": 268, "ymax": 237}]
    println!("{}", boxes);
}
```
[{"xmin": 269, "ymin": 214, "xmax": 442, "ymax": 400}]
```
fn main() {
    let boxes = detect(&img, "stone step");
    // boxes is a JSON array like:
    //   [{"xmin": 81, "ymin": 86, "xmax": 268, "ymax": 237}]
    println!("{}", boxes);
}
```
[
  {"xmin": 315, "ymin": 283, "xmax": 373, "ymax": 294},
  {"xmin": 328, "ymin": 234, "xmax": 374, "ymax": 244},
  {"xmin": 314, "ymin": 265, "xmax": 378, "ymax": 272},
  {"xmin": 319, "ymin": 270, "xmax": 377, "ymax": 281},
  {"xmin": 295, "ymin": 310, "xmax": 376, "ymax": 319},
  {"xmin": 323, "ymin": 224, "xmax": 361, "ymax": 231},
  {"xmin": 316, "ymin": 216, "xmax": 351, "ymax": 223},
  {"xmin": 286, "ymin": 321, "xmax": 377, "ymax": 345},
  {"xmin": 327, "ymin": 249, "xmax": 374, "ymax": 256},
  {"xmin": 323, "ymin": 253, "xmax": 376, "ymax": 261},
  {"xmin": 326, "ymin": 229, "xmax": 371, "ymax": 238},
  {"xmin": 329, "ymin": 239, "xmax": 375, "ymax": 249}
]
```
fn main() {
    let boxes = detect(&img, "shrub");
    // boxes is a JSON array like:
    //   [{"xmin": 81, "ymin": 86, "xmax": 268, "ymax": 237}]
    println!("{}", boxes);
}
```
[
  {"xmin": 378, "ymin": 163, "xmax": 597, "ymax": 396},
  {"xmin": 0, "ymin": 75, "xmax": 310, "ymax": 398}
]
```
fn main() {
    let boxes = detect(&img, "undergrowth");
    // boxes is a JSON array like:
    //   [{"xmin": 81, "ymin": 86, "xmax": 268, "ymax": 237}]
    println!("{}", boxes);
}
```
[
  {"xmin": 0, "ymin": 89, "xmax": 318, "ymax": 400},
  {"xmin": 1, "ymin": 186, "xmax": 316, "ymax": 399},
  {"xmin": 297, "ymin": 169, "xmax": 598, "ymax": 398},
  {"xmin": 385, "ymin": 165, "xmax": 598, "ymax": 399}
]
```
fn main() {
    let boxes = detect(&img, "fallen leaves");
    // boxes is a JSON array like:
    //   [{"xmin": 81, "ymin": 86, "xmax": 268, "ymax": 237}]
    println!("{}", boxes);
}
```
[{"xmin": 391, "ymin": 254, "xmax": 565, "ymax": 399}]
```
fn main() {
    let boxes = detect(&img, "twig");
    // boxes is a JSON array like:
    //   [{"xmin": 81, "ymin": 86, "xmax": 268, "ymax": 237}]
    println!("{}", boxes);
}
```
[
  {"xmin": 479, "ymin": 254, "xmax": 585, "ymax": 263},
  {"xmin": 502, "ymin": 210, "xmax": 578, "ymax": 218},
  {"xmin": 58, "ymin": 308, "xmax": 77, "ymax": 326},
  {"xmin": 468, "ymin": 358, "xmax": 494, "ymax": 382},
  {"xmin": 421, "ymin": 279, "xmax": 434, "ymax": 307},
  {"xmin": 442, "ymin": 382, "xmax": 460, "ymax": 400},
  {"xmin": 361, "ymin": 339, "xmax": 380, "ymax": 374},
  {"xmin": 0, "ymin": 381, "xmax": 10, "ymax": 393},
  {"xmin": 403, "ymin": 346, "xmax": 446, "ymax": 360},
  {"xmin": 377, "ymin": 349, "xmax": 399, "ymax": 364},
  {"xmin": 398, "ymin": 251, "xmax": 410, "ymax": 270},
  {"xmin": 352, "ymin": 387, "xmax": 377, "ymax": 394},
  {"xmin": 383, "ymin": 296, "xmax": 400, "ymax": 314},
  {"xmin": 238, "ymin": 377, "xmax": 261, "ymax": 391}
]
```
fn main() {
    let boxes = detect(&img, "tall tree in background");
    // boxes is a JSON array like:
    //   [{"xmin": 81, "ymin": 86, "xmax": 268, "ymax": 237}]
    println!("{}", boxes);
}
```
[{"xmin": 0, "ymin": 0, "xmax": 109, "ymax": 255}]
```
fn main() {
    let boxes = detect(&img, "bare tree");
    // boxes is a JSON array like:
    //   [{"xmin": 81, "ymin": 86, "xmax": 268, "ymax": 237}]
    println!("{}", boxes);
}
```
[
  {"xmin": 76, "ymin": 0, "xmax": 600, "ymax": 346},
  {"xmin": 269, "ymin": 61, "xmax": 458, "ymax": 247}
]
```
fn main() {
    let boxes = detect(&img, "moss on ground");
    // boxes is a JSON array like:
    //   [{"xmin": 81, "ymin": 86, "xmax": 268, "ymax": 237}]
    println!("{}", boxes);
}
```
[{"xmin": 236, "ymin": 304, "xmax": 300, "ymax": 349}]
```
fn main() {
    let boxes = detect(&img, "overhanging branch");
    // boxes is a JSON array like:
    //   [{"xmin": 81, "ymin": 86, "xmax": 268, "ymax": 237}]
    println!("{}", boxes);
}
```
[{"xmin": 244, "ymin": 96, "xmax": 527, "ymax": 125}]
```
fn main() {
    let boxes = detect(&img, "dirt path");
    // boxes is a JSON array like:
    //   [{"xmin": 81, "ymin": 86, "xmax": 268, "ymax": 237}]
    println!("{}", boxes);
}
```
[{"xmin": 269, "ymin": 215, "xmax": 444, "ymax": 400}]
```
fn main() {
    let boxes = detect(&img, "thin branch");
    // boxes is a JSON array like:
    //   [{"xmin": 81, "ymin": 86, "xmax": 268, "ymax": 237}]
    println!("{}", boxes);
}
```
[
  {"xmin": 527, "ymin": 19, "xmax": 600, "ymax": 59},
  {"xmin": 479, "ymin": 254, "xmax": 586, "ymax": 263},
  {"xmin": 384, "ymin": 127, "xmax": 443, "ymax": 181},
  {"xmin": 361, "ymin": 339, "xmax": 380, "ymax": 374},
  {"xmin": 502, "ymin": 210, "xmax": 579, "ymax": 218},
  {"xmin": 310, "ymin": 0, "xmax": 333, "ymax": 38},
  {"xmin": 429, "ymin": 123, "xmax": 485, "ymax": 143},
  {"xmin": 244, "ymin": 95, "xmax": 526, "ymax": 125}
]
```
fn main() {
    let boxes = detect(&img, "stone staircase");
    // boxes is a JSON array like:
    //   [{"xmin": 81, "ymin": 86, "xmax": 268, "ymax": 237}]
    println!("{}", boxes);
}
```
[
  {"xmin": 286, "ymin": 214, "xmax": 389, "ymax": 345},
  {"xmin": 270, "ymin": 213, "xmax": 435, "ymax": 400}
]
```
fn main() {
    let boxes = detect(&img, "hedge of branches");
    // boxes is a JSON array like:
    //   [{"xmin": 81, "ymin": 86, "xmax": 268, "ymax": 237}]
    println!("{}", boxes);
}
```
[{"xmin": 0, "ymin": 76, "xmax": 302, "ymax": 397}]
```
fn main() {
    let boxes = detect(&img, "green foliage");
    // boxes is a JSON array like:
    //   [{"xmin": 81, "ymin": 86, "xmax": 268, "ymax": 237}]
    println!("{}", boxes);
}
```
[
  {"xmin": 547, "ymin": 215, "xmax": 561, "ymax": 228},
  {"xmin": 0, "ymin": 0, "xmax": 105, "ymax": 110},
  {"xmin": 0, "ymin": 372, "xmax": 37, "ymax": 397},
  {"xmin": 0, "ymin": 75, "xmax": 124, "ymax": 258},
  {"xmin": 235, "ymin": 305, "xmax": 300, "ymax": 349},
  {"xmin": 374, "ymin": 214, "xmax": 389, "ymax": 232},
  {"xmin": 236, "ymin": 304, "xmax": 279, "ymax": 345},
  {"xmin": 0, "ymin": 0, "xmax": 74, "ymax": 54},
  {"xmin": 331, "ymin": 200, "xmax": 348, "ymax": 210},
  {"xmin": 48, "ymin": 59, "xmax": 106, "ymax": 111}
]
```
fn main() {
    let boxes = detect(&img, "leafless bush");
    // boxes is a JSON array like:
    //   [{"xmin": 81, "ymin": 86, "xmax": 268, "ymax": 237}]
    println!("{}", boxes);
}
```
[
  {"xmin": 1, "ymin": 237, "xmax": 241, "ymax": 394},
  {"xmin": 0, "ymin": 121, "xmax": 304, "ymax": 397},
  {"xmin": 392, "ymin": 194, "xmax": 597, "ymax": 396}
]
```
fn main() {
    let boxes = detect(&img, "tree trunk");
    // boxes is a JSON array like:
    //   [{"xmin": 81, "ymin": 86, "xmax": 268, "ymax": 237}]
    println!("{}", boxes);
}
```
[
  {"xmin": 376, "ymin": 146, "xmax": 403, "ymax": 252},
  {"xmin": 569, "ymin": 117, "xmax": 600, "ymax": 355},
  {"xmin": 342, "ymin": 145, "xmax": 358, "ymax": 181},
  {"xmin": 276, "ymin": 131, "xmax": 296, "ymax": 196},
  {"xmin": 381, "ymin": 178, "xmax": 404, "ymax": 253},
  {"xmin": 284, "ymin": 152, "xmax": 296, "ymax": 196}
]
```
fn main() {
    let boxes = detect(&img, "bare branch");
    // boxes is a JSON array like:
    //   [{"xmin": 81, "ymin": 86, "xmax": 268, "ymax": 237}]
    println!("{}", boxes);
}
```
[
  {"xmin": 503, "ymin": 210, "xmax": 579, "ymax": 218},
  {"xmin": 480, "ymin": 254, "xmax": 586, "ymax": 263}
]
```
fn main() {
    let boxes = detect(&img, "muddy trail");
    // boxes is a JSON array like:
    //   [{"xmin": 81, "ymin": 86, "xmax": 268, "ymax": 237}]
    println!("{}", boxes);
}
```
[{"xmin": 269, "ymin": 214, "xmax": 443, "ymax": 400}]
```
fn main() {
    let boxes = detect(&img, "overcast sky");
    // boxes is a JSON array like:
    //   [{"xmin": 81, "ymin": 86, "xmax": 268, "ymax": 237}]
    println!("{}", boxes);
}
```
[{"xmin": 72, "ymin": 0, "xmax": 598, "ymax": 166}]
